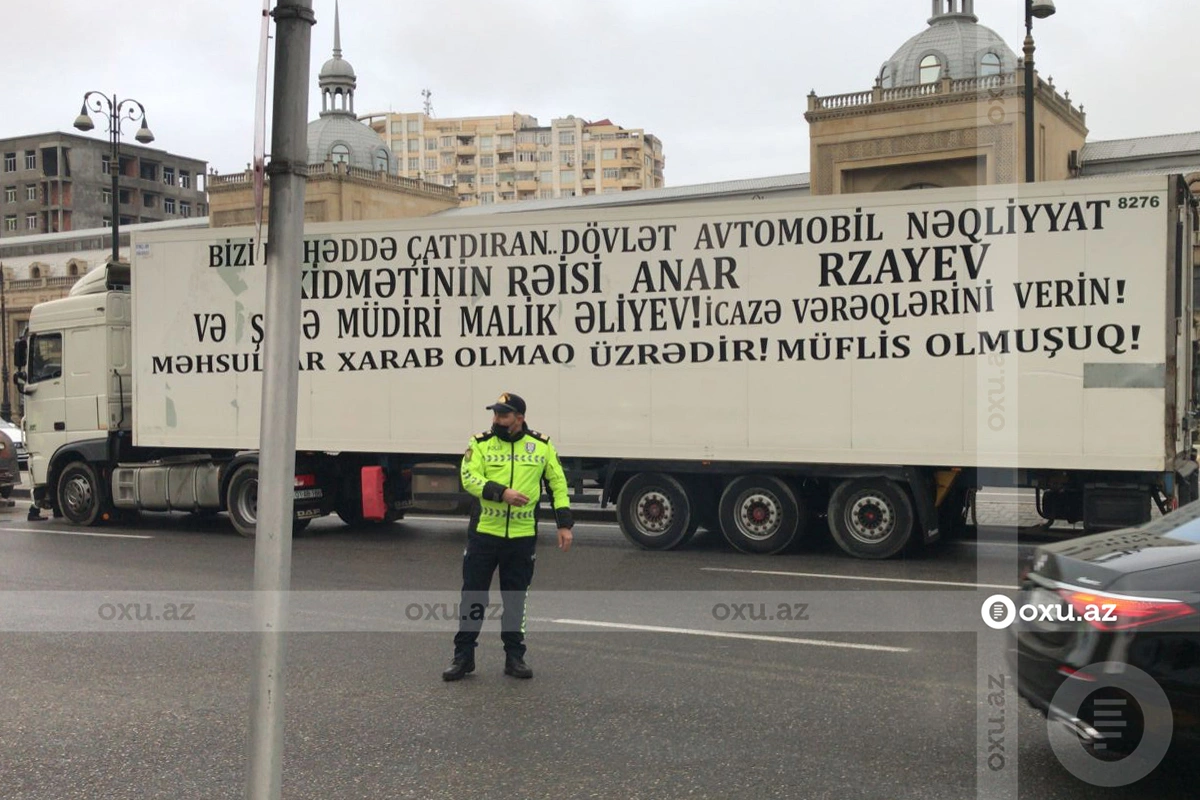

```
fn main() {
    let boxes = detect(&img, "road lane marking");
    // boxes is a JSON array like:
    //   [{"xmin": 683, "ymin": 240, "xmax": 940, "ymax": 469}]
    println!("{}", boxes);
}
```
[
  {"xmin": 701, "ymin": 567, "xmax": 1015, "ymax": 590},
  {"xmin": 542, "ymin": 618, "xmax": 911, "ymax": 652},
  {"xmin": 0, "ymin": 526, "xmax": 153, "ymax": 539}
]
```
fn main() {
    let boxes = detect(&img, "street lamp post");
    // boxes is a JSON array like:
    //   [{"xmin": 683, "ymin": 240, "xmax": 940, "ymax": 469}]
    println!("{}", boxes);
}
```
[
  {"xmin": 73, "ymin": 92, "xmax": 155, "ymax": 263},
  {"xmin": 1023, "ymin": 0, "xmax": 1057, "ymax": 183}
]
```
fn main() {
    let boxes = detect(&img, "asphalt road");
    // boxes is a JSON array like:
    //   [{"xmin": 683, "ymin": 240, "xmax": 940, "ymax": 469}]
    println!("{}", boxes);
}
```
[{"xmin": 0, "ymin": 509, "xmax": 1195, "ymax": 800}]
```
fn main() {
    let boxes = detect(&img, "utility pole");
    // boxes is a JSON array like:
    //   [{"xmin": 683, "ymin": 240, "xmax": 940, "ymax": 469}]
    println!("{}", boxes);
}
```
[{"xmin": 244, "ymin": 2, "xmax": 313, "ymax": 799}]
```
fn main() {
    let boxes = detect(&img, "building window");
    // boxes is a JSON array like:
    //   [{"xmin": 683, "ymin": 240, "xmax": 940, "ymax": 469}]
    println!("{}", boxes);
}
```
[
  {"xmin": 376, "ymin": 149, "xmax": 391, "ymax": 171},
  {"xmin": 480, "ymin": 155, "xmax": 494, "ymax": 168},
  {"xmin": 479, "ymin": 192, "xmax": 494, "ymax": 205},
  {"xmin": 425, "ymin": 138, "xmax": 437, "ymax": 150},
  {"xmin": 424, "ymin": 157, "xmax": 438, "ymax": 171},
  {"xmin": 560, "ymin": 152, "xmax": 574, "ymax": 165},
  {"xmin": 559, "ymin": 132, "xmax": 576, "ymax": 146},
  {"xmin": 180, "ymin": 202, "xmax": 191, "ymax": 218},
  {"xmin": 602, "ymin": 148, "xmax": 617, "ymax": 160},
  {"xmin": 480, "ymin": 172, "xmax": 494, "ymax": 185},
  {"xmin": 517, "ymin": 151, "xmax": 537, "ymax": 163},
  {"xmin": 440, "ymin": 136, "xmax": 453, "ymax": 148},
  {"xmin": 441, "ymin": 153, "xmax": 454, "ymax": 166},
  {"xmin": 144, "ymin": 194, "xmax": 156, "ymax": 208},
  {"xmin": 603, "ymin": 168, "xmax": 620, "ymax": 180},
  {"xmin": 162, "ymin": 166, "xmax": 175, "ymax": 185},
  {"xmin": 24, "ymin": 151, "xmax": 36, "ymax": 170},
  {"xmin": 561, "ymin": 189, "xmax": 575, "ymax": 198},
  {"xmin": 479, "ymin": 135, "xmax": 493, "ymax": 149},
  {"xmin": 407, "ymin": 139, "xmax": 420, "ymax": 152},
  {"xmin": 443, "ymin": 175, "xmax": 455, "ymax": 187},
  {"xmin": 327, "ymin": 144, "xmax": 349, "ymax": 164},
  {"xmin": 560, "ymin": 169, "xmax": 576, "ymax": 184},
  {"xmin": 879, "ymin": 64, "xmax": 893, "ymax": 88},
  {"xmin": 919, "ymin": 54, "xmax": 941, "ymax": 84},
  {"xmin": 3, "ymin": 186, "xmax": 14, "ymax": 203},
  {"xmin": 407, "ymin": 118, "xmax": 420, "ymax": 133},
  {"xmin": 539, "ymin": 170, "xmax": 553, "ymax": 184},
  {"xmin": 497, "ymin": 134, "xmax": 514, "ymax": 149},
  {"xmin": 537, "ymin": 151, "xmax": 553, "ymax": 163},
  {"xmin": 25, "ymin": 185, "xmax": 37, "ymax": 201},
  {"xmin": 539, "ymin": 190, "xmax": 553, "ymax": 200},
  {"xmin": 180, "ymin": 170, "xmax": 191, "ymax": 189},
  {"xmin": 3, "ymin": 154, "xmax": 14, "ymax": 172},
  {"xmin": 3, "ymin": 216, "xmax": 14, "ymax": 231},
  {"xmin": 164, "ymin": 197, "xmax": 175, "ymax": 214},
  {"xmin": 101, "ymin": 155, "xmax": 111, "ymax": 175},
  {"xmin": 102, "ymin": 188, "xmax": 112, "ymax": 205},
  {"xmin": 406, "ymin": 157, "xmax": 419, "ymax": 171},
  {"xmin": 980, "ymin": 52, "xmax": 1002, "ymax": 76},
  {"xmin": 26, "ymin": 213, "xmax": 38, "ymax": 229},
  {"xmin": 536, "ymin": 131, "xmax": 551, "ymax": 146}
]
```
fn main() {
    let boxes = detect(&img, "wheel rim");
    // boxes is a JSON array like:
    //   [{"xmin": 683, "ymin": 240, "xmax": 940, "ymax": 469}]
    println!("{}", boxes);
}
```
[
  {"xmin": 63, "ymin": 474, "xmax": 95, "ymax": 518},
  {"xmin": 236, "ymin": 478, "xmax": 258, "ymax": 527},
  {"xmin": 845, "ymin": 493, "xmax": 895, "ymax": 545},
  {"xmin": 633, "ymin": 489, "xmax": 674, "ymax": 537},
  {"xmin": 734, "ymin": 489, "xmax": 782, "ymax": 541}
]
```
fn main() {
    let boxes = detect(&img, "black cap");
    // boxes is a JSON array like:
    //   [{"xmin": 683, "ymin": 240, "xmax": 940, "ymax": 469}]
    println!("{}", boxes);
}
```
[{"xmin": 485, "ymin": 392, "xmax": 526, "ymax": 415}]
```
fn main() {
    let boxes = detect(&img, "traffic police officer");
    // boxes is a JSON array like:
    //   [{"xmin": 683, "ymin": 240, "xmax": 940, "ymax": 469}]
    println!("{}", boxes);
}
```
[{"xmin": 443, "ymin": 392, "xmax": 573, "ymax": 681}]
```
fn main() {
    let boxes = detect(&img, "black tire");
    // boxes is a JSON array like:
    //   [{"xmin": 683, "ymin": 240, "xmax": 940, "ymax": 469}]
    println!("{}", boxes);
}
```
[
  {"xmin": 0, "ymin": 485, "xmax": 10, "ymax": 499},
  {"xmin": 827, "ymin": 478, "xmax": 914, "ymax": 559},
  {"xmin": 57, "ymin": 461, "xmax": 107, "ymax": 526},
  {"xmin": 937, "ymin": 485, "xmax": 972, "ymax": 540},
  {"xmin": 226, "ymin": 464, "xmax": 259, "ymax": 537},
  {"xmin": 718, "ymin": 475, "xmax": 804, "ymax": 554},
  {"xmin": 616, "ymin": 472, "xmax": 693, "ymax": 550}
]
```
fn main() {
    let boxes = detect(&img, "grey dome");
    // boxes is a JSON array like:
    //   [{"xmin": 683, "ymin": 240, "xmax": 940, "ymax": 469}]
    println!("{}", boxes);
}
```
[
  {"xmin": 307, "ymin": 114, "xmax": 394, "ymax": 172},
  {"xmin": 319, "ymin": 55, "xmax": 356, "ymax": 80},
  {"xmin": 879, "ymin": 7, "xmax": 1017, "ymax": 88}
]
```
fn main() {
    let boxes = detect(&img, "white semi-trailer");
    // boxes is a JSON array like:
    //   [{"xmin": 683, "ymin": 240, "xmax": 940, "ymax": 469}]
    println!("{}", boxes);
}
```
[{"xmin": 15, "ymin": 175, "xmax": 1198, "ymax": 558}]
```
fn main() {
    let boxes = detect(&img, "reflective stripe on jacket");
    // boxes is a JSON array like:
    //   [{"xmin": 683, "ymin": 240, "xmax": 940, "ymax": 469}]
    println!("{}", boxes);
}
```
[{"xmin": 460, "ymin": 427, "xmax": 573, "ymax": 538}]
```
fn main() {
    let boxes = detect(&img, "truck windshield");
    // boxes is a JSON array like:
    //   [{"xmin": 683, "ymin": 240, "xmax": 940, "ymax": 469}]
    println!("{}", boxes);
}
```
[{"xmin": 27, "ymin": 333, "xmax": 62, "ymax": 383}]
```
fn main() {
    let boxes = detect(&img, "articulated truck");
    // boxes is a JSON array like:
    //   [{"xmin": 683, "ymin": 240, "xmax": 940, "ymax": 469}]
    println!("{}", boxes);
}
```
[{"xmin": 14, "ymin": 174, "xmax": 1198, "ymax": 558}]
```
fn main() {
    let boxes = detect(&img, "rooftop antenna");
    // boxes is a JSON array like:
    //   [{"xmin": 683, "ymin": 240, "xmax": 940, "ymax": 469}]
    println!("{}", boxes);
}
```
[{"xmin": 422, "ymin": 88, "xmax": 434, "ymax": 117}]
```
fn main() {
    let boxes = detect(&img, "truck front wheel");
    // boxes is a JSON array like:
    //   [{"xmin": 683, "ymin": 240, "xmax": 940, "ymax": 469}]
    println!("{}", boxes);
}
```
[
  {"xmin": 616, "ymin": 472, "xmax": 693, "ymax": 550},
  {"xmin": 827, "ymin": 478, "xmax": 914, "ymax": 559},
  {"xmin": 58, "ymin": 461, "xmax": 107, "ymax": 526}
]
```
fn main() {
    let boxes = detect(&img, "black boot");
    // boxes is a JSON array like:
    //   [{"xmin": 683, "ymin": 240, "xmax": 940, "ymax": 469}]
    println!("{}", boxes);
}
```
[
  {"xmin": 27, "ymin": 504, "xmax": 44, "ymax": 521},
  {"xmin": 441, "ymin": 656, "xmax": 475, "ymax": 682},
  {"xmin": 504, "ymin": 655, "xmax": 533, "ymax": 679}
]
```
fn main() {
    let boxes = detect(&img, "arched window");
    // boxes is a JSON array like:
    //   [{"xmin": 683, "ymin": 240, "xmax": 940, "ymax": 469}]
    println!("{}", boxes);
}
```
[
  {"xmin": 30, "ymin": 266, "xmax": 41, "ymax": 279},
  {"xmin": 980, "ymin": 53, "xmax": 1002, "ymax": 76},
  {"xmin": 330, "ymin": 144, "xmax": 351, "ymax": 164},
  {"xmin": 374, "ymin": 149, "xmax": 390, "ymax": 172},
  {"xmin": 878, "ymin": 64, "xmax": 893, "ymax": 89},
  {"xmin": 68, "ymin": 263, "xmax": 79, "ymax": 277},
  {"xmin": 919, "ymin": 55, "xmax": 942, "ymax": 84}
]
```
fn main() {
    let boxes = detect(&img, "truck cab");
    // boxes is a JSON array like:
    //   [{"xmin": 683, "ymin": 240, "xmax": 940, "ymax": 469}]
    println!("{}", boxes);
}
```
[{"xmin": 15, "ymin": 261, "xmax": 132, "ymax": 514}]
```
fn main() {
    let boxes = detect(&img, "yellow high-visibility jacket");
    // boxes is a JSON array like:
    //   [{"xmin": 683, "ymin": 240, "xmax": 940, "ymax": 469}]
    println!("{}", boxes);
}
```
[{"xmin": 460, "ymin": 427, "xmax": 573, "ymax": 538}]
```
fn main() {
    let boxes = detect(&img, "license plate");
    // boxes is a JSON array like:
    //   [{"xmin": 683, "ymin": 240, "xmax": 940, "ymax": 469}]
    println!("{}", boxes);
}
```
[{"xmin": 294, "ymin": 488, "xmax": 323, "ymax": 500}]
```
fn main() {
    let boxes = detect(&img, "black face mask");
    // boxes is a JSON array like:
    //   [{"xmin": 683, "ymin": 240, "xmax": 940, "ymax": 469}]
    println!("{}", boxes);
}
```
[
  {"xmin": 491, "ymin": 422, "xmax": 509, "ymax": 437},
  {"xmin": 493, "ymin": 422, "xmax": 524, "ymax": 441}
]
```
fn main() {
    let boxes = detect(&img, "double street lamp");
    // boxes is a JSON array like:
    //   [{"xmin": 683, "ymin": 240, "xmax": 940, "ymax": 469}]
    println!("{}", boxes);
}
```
[
  {"xmin": 73, "ymin": 92, "xmax": 155, "ymax": 263},
  {"xmin": 1023, "ymin": 0, "xmax": 1057, "ymax": 183}
]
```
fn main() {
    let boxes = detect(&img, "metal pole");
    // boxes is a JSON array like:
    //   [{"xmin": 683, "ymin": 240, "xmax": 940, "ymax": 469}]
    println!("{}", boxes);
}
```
[
  {"xmin": 244, "ymin": 2, "xmax": 313, "ymax": 799},
  {"xmin": 110, "ymin": 96, "xmax": 120, "ymax": 262},
  {"xmin": 1023, "ymin": 0, "xmax": 1036, "ymax": 183},
  {"xmin": 1, "ymin": 263, "xmax": 9, "ymax": 421}
]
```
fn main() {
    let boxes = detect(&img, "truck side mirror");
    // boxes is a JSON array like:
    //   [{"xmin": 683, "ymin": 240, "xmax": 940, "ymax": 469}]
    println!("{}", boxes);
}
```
[{"xmin": 13, "ymin": 339, "xmax": 25, "ymax": 369}]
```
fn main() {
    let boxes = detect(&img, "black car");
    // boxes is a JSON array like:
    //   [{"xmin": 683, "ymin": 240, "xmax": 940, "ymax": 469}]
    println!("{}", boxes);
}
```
[{"xmin": 1010, "ymin": 501, "xmax": 1200, "ymax": 769}]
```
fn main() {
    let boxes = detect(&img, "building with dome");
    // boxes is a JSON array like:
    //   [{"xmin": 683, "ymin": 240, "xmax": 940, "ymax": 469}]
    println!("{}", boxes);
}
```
[
  {"xmin": 805, "ymin": 0, "xmax": 1088, "ymax": 194},
  {"xmin": 207, "ymin": 2, "xmax": 455, "ymax": 227}
]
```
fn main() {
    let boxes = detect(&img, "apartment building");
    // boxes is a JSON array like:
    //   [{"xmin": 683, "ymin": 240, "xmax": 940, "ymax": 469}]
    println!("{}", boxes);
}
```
[
  {"xmin": 361, "ymin": 111, "xmax": 665, "ymax": 206},
  {"xmin": 0, "ymin": 132, "xmax": 207, "ymax": 239}
]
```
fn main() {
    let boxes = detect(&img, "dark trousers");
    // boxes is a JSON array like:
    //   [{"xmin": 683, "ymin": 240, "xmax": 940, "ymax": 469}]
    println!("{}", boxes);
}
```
[{"xmin": 453, "ymin": 531, "xmax": 537, "ymax": 660}]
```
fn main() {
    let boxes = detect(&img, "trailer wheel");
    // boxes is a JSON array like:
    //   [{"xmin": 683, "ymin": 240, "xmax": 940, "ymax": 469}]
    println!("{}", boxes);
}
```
[
  {"xmin": 718, "ymin": 475, "xmax": 804, "ymax": 554},
  {"xmin": 827, "ymin": 478, "xmax": 913, "ymax": 559},
  {"xmin": 58, "ymin": 461, "xmax": 106, "ymax": 526},
  {"xmin": 226, "ymin": 464, "xmax": 259, "ymax": 537},
  {"xmin": 616, "ymin": 472, "xmax": 692, "ymax": 550}
]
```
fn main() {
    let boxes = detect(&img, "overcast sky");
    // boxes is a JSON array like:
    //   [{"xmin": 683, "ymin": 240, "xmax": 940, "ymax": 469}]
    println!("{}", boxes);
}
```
[{"xmin": 2, "ymin": 0, "xmax": 1195, "ymax": 187}]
